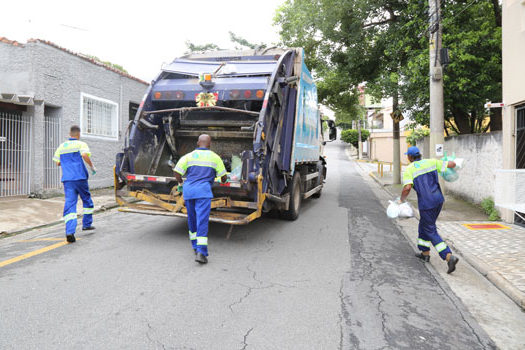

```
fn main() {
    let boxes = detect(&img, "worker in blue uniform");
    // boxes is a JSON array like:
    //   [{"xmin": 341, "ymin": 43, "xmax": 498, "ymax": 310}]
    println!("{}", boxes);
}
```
[
  {"xmin": 400, "ymin": 146, "xmax": 460, "ymax": 273},
  {"xmin": 173, "ymin": 134, "xmax": 227, "ymax": 264},
  {"xmin": 53, "ymin": 125, "xmax": 97, "ymax": 243}
]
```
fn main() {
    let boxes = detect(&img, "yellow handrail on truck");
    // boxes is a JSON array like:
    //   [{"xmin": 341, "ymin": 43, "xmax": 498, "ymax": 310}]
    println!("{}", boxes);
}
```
[{"xmin": 114, "ymin": 166, "xmax": 266, "ymax": 225}]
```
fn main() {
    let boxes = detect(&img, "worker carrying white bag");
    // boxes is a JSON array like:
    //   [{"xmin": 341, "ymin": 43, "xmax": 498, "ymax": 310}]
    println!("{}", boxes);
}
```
[{"xmin": 387, "ymin": 200, "xmax": 414, "ymax": 219}]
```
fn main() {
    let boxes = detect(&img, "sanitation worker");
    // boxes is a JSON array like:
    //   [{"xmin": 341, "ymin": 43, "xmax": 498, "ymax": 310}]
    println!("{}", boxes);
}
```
[
  {"xmin": 399, "ymin": 146, "xmax": 460, "ymax": 273},
  {"xmin": 173, "ymin": 134, "xmax": 227, "ymax": 264},
  {"xmin": 53, "ymin": 125, "xmax": 96, "ymax": 243}
]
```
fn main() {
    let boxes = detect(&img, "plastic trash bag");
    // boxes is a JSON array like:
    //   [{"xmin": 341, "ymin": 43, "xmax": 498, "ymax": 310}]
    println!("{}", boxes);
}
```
[
  {"xmin": 230, "ymin": 155, "xmax": 242, "ymax": 181},
  {"xmin": 387, "ymin": 201, "xmax": 400, "ymax": 219},
  {"xmin": 398, "ymin": 202, "xmax": 414, "ymax": 218},
  {"xmin": 440, "ymin": 152, "xmax": 460, "ymax": 182}
]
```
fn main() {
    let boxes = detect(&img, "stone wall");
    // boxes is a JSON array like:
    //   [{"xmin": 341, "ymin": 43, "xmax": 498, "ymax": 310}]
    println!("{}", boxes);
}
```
[
  {"xmin": 0, "ymin": 41, "xmax": 148, "ymax": 195},
  {"xmin": 30, "ymin": 42, "xmax": 148, "ymax": 190},
  {"xmin": 417, "ymin": 132, "xmax": 503, "ymax": 204}
]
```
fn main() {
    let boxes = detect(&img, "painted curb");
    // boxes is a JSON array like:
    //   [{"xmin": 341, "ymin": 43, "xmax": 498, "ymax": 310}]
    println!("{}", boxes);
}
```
[{"xmin": 362, "ymin": 160, "xmax": 525, "ymax": 311}]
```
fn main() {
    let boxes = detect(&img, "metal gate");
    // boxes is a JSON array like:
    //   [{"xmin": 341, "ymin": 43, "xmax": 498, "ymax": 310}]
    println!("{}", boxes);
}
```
[
  {"xmin": 44, "ymin": 114, "xmax": 62, "ymax": 189},
  {"xmin": 515, "ymin": 105, "xmax": 525, "ymax": 226},
  {"xmin": 0, "ymin": 111, "xmax": 32, "ymax": 197}
]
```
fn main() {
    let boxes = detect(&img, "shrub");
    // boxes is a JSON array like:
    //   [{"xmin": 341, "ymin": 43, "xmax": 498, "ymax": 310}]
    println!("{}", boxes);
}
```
[
  {"xmin": 481, "ymin": 197, "xmax": 500, "ymax": 221},
  {"xmin": 341, "ymin": 129, "xmax": 370, "ymax": 148},
  {"xmin": 406, "ymin": 128, "xmax": 430, "ymax": 146}
]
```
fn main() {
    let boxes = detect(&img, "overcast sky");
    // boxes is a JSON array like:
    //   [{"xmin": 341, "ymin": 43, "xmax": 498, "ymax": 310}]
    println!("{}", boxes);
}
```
[{"xmin": 0, "ymin": 0, "xmax": 286, "ymax": 81}]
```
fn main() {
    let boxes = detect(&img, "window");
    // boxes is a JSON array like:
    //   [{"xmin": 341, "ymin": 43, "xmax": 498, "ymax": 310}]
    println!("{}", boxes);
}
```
[{"xmin": 80, "ymin": 93, "xmax": 119, "ymax": 139}]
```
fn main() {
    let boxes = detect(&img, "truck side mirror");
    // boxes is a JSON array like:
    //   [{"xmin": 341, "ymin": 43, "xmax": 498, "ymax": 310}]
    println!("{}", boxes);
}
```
[
  {"xmin": 329, "ymin": 127, "xmax": 337, "ymax": 141},
  {"xmin": 326, "ymin": 120, "xmax": 337, "ymax": 141}
]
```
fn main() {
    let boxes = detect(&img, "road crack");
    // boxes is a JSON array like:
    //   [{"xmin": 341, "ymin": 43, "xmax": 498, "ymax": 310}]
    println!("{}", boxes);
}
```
[{"xmin": 240, "ymin": 327, "xmax": 254, "ymax": 350}]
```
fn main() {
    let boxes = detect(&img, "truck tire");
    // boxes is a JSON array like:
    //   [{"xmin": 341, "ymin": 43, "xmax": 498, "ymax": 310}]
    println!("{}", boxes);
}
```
[{"xmin": 280, "ymin": 172, "xmax": 302, "ymax": 220}]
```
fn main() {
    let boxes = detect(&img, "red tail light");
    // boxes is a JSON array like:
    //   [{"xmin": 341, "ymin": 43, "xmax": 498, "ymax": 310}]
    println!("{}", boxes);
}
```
[
  {"xmin": 244, "ymin": 90, "xmax": 252, "ymax": 98},
  {"xmin": 127, "ymin": 175, "xmax": 136, "ymax": 180},
  {"xmin": 174, "ymin": 91, "xmax": 184, "ymax": 100},
  {"xmin": 230, "ymin": 90, "xmax": 240, "ymax": 99}
]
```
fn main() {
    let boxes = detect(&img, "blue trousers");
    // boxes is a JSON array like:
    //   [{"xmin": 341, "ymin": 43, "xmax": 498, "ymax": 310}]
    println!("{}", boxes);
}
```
[
  {"xmin": 63, "ymin": 180, "xmax": 94, "ymax": 235},
  {"xmin": 418, "ymin": 204, "xmax": 452, "ymax": 260},
  {"xmin": 186, "ymin": 198, "xmax": 211, "ymax": 256}
]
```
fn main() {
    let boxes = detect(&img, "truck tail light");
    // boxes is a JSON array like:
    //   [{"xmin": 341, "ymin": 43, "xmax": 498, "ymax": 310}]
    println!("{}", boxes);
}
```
[
  {"xmin": 256, "ymin": 90, "xmax": 264, "ymax": 99},
  {"xmin": 174, "ymin": 91, "xmax": 184, "ymax": 100},
  {"xmin": 230, "ymin": 90, "xmax": 240, "ymax": 99},
  {"xmin": 244, "ymin": 90, "xmax": 252, "ymax": 98},
  {"xmin": 154, "ymin": 92, "xmax": 161, "ymax": 99}
]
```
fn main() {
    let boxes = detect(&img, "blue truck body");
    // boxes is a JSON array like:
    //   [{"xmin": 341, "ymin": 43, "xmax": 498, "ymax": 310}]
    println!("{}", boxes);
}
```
[{"xmin": 115, "ymin": 48, "xmax": 336, "ymax": 224}]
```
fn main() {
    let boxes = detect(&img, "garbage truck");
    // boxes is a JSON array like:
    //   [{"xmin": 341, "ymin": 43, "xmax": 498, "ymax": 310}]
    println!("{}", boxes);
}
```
[{"xmin": 114, "ymin": 48, "xmax": 337, "ymax": 225}]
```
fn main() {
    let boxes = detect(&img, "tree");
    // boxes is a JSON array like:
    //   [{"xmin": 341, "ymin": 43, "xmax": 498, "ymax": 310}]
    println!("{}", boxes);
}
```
[
  {"xmin": 184, "ymin": 41, "xmax": 221, "ymax": 54},
  {"xmin": 275, "ymin": 0, "xmax": 502, "ymax": 134}
]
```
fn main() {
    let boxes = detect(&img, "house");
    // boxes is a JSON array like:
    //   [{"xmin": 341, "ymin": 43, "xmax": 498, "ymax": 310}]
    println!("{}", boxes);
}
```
[
  {"xmin": 0, "ymin": 37, "xmax": 148, "ymax": 197},
  {"xmin": 501, "ymin": 0, "xmax": 525, "ymax": 223},
  {"xmin": 362, "ymin": 92, "xmax": 410, "ymax": 164}
]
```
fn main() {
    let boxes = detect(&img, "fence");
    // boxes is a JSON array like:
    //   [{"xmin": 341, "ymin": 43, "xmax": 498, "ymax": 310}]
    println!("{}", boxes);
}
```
[
  {"xmin": 0, "ymin": 111, "xmax": 32, "ymax": 197},
  {"xmin": 44, "ymin": 114, "xmax": 62, "ymax": 189}
]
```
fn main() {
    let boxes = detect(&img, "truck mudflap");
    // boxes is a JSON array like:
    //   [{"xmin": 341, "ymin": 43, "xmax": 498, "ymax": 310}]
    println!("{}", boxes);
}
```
[{"xmin": 114, "ymin": 167, "xmax": 266, "ymax": 225}]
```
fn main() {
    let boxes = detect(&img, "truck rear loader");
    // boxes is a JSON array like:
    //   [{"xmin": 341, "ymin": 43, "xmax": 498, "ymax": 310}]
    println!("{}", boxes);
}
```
[{"xmin": 114, "ymin": 48, "xmax": 337, "ymax": 225}]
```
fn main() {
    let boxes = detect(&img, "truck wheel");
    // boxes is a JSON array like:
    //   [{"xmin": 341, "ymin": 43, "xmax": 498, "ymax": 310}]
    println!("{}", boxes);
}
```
[{"xmin": 280, "ymin": 172, "xmax": 302, "ymax": 220}]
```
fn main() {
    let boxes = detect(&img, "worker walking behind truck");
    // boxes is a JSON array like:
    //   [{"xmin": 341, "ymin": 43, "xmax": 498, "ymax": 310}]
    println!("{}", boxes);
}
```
[
  {"xmin": 399, "ymin": 146, "xmax": 460, "ymax": 274},
  {"xmin": 174, "ymin": 134, "xmax": 227, "ymax": 264},
  {"xmin": 53, "ymin": 125, "xmax": 97, "ymax": 243}
]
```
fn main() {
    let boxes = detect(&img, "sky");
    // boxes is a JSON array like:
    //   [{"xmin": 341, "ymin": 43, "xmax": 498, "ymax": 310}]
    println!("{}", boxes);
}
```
[{"xmin": 0, "ymin": 0, "xmax": 286, "ymax": 81}]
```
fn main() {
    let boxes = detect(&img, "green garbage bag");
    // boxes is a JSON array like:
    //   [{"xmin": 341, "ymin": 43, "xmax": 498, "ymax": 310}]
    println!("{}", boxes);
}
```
[{"xmin": 440, "ymin": 152, "xmax": 459, "ymax": 182}]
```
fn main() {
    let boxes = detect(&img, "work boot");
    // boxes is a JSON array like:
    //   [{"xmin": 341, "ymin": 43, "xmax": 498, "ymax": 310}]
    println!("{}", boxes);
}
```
[
  {"xmin": 415, "ymin": 252, "xmax": 430, "ymax": 262},
  {"xmin": 82, "ymin": 226, "xmax": 95, "ymax": 231},
  {"xmin": 195, "ymin": 253, "xmax": 208, "ymax": 264},
  {"xmin": 447, "ymin": 255, "xmax": 459, "ymax": 274},
  {"xmin": 66, "ymin": 235, "xmax": 76, "ymax": 243}
]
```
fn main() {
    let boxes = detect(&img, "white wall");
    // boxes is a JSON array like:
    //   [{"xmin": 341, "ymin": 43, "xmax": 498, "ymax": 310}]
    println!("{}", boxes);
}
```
[{"xmin": 419, "ymin": 132, "xmax": 503, "ymax": 204}]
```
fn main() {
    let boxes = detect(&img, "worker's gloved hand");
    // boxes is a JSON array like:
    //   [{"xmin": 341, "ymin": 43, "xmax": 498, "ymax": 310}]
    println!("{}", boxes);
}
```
[
  {"xmin": 90, "ymin": 166, "xmax": 97, "ymax": 175},
  {"xmin": 454, "ymin": 158, "xmax": 465, "ymax": 170},
  {"xmin": 176, "ymin": 185, "xmax": 183, "ymax": 193}
]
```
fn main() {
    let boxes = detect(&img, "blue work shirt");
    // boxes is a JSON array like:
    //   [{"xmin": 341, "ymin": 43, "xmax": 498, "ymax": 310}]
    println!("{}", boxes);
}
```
[
  {"xmin": 174, "ymin": 148, "xmax": 226, "ymax": 200},
  {"xmin": 53, "ymin": 138, "xmax": 91, "ymax": 182},
  {"xmin": 403, "ymin": 158, "xmax": 448, "ymax": 210}
]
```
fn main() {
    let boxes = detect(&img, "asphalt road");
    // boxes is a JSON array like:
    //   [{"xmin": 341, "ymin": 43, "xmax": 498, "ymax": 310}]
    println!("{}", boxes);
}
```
[{"xmin": 0, "ymin": 142, "xmax": 496, "ymax": 350}]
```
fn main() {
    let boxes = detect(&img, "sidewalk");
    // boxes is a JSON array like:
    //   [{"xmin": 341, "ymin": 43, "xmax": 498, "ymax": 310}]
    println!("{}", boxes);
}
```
[
  {"xmin": 0, "ymin": 188, "xmax": 117, "ymax": 236},
  {"xmin": 357, "ymin": 159, "xmax": 525, "ymax": 310}
]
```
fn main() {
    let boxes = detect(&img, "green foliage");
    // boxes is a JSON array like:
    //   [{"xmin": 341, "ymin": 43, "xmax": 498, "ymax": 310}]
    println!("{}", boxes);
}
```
[
  {"xmin": 184, "ymin": 41, "xmax": 221, "ymax": 54},
  {"xmin": 481, "ymin": 197, "xmax": 500, "ymax": 221},
  {"xmin": 228, "ymin": 32, "xmax": 267, "ymax": 50},
  {"xmin": 275, "ymin": 0, "xmax": 502, "ymax": 134},
  {"xmin": 185, "ymin": 32, "xmax": 268, "ymax": 54},
  {"xmin": 406, "ymin": 128, "xmax": 430, "ymax": 146},
  {"xmin": 340, "ymin": 129, "xmax": 370, "ymax": 148},
  {"xmin": 86, "ymin": 55, "xmax": 128, "ymax": 73}
]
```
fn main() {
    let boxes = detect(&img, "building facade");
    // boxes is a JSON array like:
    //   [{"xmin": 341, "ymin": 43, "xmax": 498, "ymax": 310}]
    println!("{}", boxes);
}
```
[
  {"xmin": 502, "ymin": 1, "xmax": 525, "ymax": 222},
  {"xmin": 0, "ymin": 38, "xmax": 148, "ymax": 197}
]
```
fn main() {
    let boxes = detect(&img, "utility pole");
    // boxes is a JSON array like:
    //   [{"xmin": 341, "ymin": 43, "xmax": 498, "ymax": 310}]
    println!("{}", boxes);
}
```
[
  {"xmin": 392, "ymin": 93, "xmax": 401, "ymax": 184},
  {"xmin": 357, "ymin": 117, "xmax": 363, "ymax": 159},
  {"xmin": 429, "ymin": 0, "xmax": 445, "ymax": 161}
]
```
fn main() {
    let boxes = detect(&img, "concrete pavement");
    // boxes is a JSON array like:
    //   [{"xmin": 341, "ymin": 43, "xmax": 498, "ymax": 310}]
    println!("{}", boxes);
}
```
[
  {"xmin": 1, "ymin": 141, "xmax": 522, "ymax": 349},
  {"xmin": 0, "ymin": 187, "xmax": 117, "ymax": 236}
]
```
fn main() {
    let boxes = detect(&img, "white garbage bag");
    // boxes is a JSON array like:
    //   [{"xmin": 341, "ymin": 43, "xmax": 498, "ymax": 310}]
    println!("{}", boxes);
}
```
[
  {"xmin": 398, "ymin": 202, "xmax": 414, "ymax": 218},
  {"xmin": 386, "ymin": 201, "xmax": 400, "ymax": 219}
]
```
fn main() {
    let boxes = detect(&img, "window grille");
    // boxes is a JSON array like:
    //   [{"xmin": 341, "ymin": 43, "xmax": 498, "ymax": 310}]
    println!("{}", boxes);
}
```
[{"xmin": 80, "ymin": 93, "xmax": 118, "ymax": 139}]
